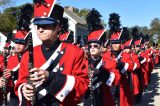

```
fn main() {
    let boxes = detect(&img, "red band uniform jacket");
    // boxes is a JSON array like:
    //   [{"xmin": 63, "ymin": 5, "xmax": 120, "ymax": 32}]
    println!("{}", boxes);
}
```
[
  {"xmin": 103, "ymin": 51, "xmax": 134, "ymax": 106},
  {"xmin": 7, "ymin": 54, "xmax": 21, "ymax": 91},
  {"xmin": 130, "ymin": 52, "xmax": 141, "ymax": 95},
  {"xmin": 154, "ymin": 49, "xmax": 160, "ymax": 65},
  {"xmin": 139, "ymin": 51, "xmax": 149, "ymax": 87},
  {"xmin": 84, "ymin": 56, "xmax": 120, "ymax": 106},
  {"xmin": 15, "ymin": 42, "xmax": 89, "ymax": 106}
]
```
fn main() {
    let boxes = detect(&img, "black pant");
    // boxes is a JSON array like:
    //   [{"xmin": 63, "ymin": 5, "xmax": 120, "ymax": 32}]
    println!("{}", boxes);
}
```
[{"xmin": 9, "ymin": 93, "xmax": 19, "ymax": 106}]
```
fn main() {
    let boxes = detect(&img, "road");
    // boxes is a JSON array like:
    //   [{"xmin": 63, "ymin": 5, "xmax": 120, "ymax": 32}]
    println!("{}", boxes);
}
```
[{"xmin": 139, "ymin": 68, "xmax": 160, "ymax": 106}]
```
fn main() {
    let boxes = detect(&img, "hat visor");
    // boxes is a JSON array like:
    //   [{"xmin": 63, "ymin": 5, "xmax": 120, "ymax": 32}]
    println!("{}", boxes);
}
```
[
  {"xmin": 33, "ymin": 17, "xmax": 57, "ymax": 25},
  {"xmin": 124, "ymin": 46, "xmax": 131, "ymax": 49},
  {"xmin": 110, "ymin": 40, "xmax": 121, "ymax": 44},
  {"xmin": 135, "ymin": 45, "xmax": 140, "ymax": 47},
  {"xmin": 15, "ymin": 39, "xmax": 26, "ymax": 44},
  {"xmin": 88, "ymin": 40, "xmax": 102, "ymax": 44}
]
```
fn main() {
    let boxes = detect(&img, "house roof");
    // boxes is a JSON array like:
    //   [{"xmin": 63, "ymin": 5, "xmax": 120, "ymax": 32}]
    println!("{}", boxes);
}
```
[{"xmin": 64, "ymin": 9, "xmax": 87, "ymax": 25}]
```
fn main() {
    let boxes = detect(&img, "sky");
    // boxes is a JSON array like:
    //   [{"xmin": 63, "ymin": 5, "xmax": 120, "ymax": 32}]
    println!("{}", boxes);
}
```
[{"xmin": 8, "ymin": 0, "xmax": 160, "ymax": 28}]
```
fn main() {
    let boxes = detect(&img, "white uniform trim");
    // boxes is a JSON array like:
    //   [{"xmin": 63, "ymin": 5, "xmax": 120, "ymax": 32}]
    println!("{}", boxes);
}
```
[
  {"xmin": 141, "ymin": 58, "xmax": 146, "ymax": 64},
  {"xmin": 35, "ymin": 43, "xmax": 64, "ymax": 99},
  {"xmin": 148, "ymin": 51, "xmax": 153, "ymax": 56},
  {"xmin": 115, "ymin": 52, "xmax": 122, "ymax": 62},
  {"xmin": 18, "ymin": 83, "xmax": 26, "ymax": 106},
  {"xmin": 106, "ymin": 72, "xmax": 115, "ymax": 86},
  {"xmin": 133, "ymin": 63, "xmax": 137, "ymax": 71},
  {"xmin": 93, "ymin": 81, "xmax": 103, "ymax": 90},
  {"xmin": 52, "ymin": 63, "xmax": 59, "ymax": 72},
  {"xmin": 40, "ymin": 43, "xmax": 62, "ymax": 70},
  {"xmin": 93, "ymin": 76, "xmax": 98, "ymax": 82},
  {"xmin": 38, "ymin": 89, "xmax": 48, "ymax": 99},
  {"xmin": 96, "ymin": 59, "xmax": 103, "ymax": 69},
  {"xmin": 55, "ymin": 75, "xmax": 75, "ymax": 102},
  {"xmin": 14, "ymin": 80, "xmax": 17, "ymax": 84},
  {"xmin": 121, "ymin": 63, "xmax": 129, "ymax": 73},
  {"xmin": 35, "ymin": 44, "xmax": 62, "ymax": 88},
  {"xmin": 12, "ymin": 63, "xmax": 20, "ymax": 72}
]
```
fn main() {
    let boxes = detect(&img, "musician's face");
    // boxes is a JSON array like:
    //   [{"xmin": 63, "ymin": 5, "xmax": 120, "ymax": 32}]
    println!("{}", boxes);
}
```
[
  {"xmin": 89, "ymin": 43, "xmax": 101, "ymax": 56},
  {"xmin": 112, "ymin": 43, "xmax": 121, "ymax": 51},
  {"xmin": 101, "ymin": 47, "xmax": 108, "ymax": 53},
  {"xmin": 36, "ymin": 24, "xmax": 61, "ymax": 44},
  {"xmin": 11, "ymin": 48, "xmax": 16, "ymax": 55},
  {"xmin": 124, "ymin": 48, "xmax": 131, "ymax": 53},
  {"xmin": 15, "ymin": 44, "xmax": 26, "ymax": 53},
  {"xmin": 131, "ymin": 45, "xmax": 135, "ymax": 52},
  {"xmin": 135, "ymin": 46, "xmax": 140, "ymax": 52},
  {"xmin": 145, "ymin": 44, "xmax": 148, "ymax": 49}
]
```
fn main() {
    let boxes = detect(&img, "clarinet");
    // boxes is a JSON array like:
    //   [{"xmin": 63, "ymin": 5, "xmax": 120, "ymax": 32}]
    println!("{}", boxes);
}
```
[
  {"xmin": 27, "ymin": 32, "xmax": 36, "ymax": 106},
  {"xmin": 2, "ymin": 49, "xmax": 8, "ymax": 106},
  {"xmin": 87, "ymin": 49, "xmax": 95, "ymax": 106}
]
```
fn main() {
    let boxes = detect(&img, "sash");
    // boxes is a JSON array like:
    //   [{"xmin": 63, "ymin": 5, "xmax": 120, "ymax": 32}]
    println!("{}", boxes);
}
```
[
  {"xmin": 93, "ymin": 59, "xmax": 103, "ymax": 90},
  {"xmin": 35, "ymin": 43, "xmax": 67, "ymax": 100}
]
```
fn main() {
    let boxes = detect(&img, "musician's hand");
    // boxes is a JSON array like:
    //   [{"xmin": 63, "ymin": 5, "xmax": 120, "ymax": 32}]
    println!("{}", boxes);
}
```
[
  {"xmin": 0, "ymin": 77, "xmax": 5, "ymax": 88},
  {"xmin": 116, "ymin": 61, "xmax": 125, "ymax": 72},
  {"xmin": 30, "ymin": 68, "xmax": 49, "ymax": 86},
  {"xmin": 138, "ymin": 56, "xmax": 144, "ymax": 62},
  {"xmin": 3, "ymin": 69, "xmax": 12, "ymax": 79},
  {"xmin": 22, "ymin": 84, "xmax": 34, "ymax": 101}
]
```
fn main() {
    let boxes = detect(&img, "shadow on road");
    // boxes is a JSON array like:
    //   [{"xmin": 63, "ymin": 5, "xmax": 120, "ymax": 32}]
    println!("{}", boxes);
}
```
[{"xmin": 139, "ymin": 71, "xmax": 160, "ymax": 106}]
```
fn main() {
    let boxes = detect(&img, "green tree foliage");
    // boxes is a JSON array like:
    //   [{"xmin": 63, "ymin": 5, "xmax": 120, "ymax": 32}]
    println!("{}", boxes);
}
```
[
  {"xmin": 129, "ymin": 26, "xmax": 150, "ymax": 35},
  {"xmin": 0, "ymin": 0, "xmax": 11, "ymax": 6},
  {"xmin": 65, "ymin": 6, "xmax": 90, "ymax": 19},
  {"xmin": 0, "ymin": 4, "xmax": 33, "ymax": 33},
  {"xmin": 78, "ymin": 8, "xmax": 90, "ymax": 19},
  {"xmin": 150, "ymin": 18, "xmax": 160, "ymax": 44},
  {"xmin": 150, "ymin": 18, "xmax": 160, "ymax": 35},
  {"xmin": 0, "ymin": 12, "xmax": 17, "ymax": 32},
  {"xmin": 73, "ymin": 7, "xmax": 79, "ymax": 14},
  {"xmin": 0, "ymin": 6, "xmax": 20, "ymax": 32}
]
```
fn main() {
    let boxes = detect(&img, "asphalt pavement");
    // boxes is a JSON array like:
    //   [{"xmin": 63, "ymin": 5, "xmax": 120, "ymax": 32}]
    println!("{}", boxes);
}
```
[{"xmin": 139, "ymin": 68, "xmax": 160, "ymax": 106}]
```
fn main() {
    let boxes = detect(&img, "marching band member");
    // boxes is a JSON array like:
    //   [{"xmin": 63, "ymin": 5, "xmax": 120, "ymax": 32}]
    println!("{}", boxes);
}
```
[
  {"xmin": 15, "ymin": 1, "xmax": 88, "ymax": 106},
  {"xmin": 123, "ymin": 39, "xmax": 141, "ymax": 105},
  {"xmin": 84, "ymin": 29, "xmax": 120, "ymax": 106}
]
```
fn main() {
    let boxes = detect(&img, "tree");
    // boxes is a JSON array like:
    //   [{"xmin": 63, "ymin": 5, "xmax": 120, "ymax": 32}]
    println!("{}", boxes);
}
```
[
  {"xmin": 64, "ymin": 6, "xmax": 89, "ymax": 19},
  {"xmin": 0, "ymin": 0, "xmax": 11, "ymax": 6},
  {"xmin": 0, "ymin": 6, "xmax": 20, "ymax": 32},
  {"xmin": 149, "ymin": 18, "xmax": 160, "ymax": 44},
  {"xmin": 78, "ymin": 8, "xmax": 90, "ymax": 19},
  {"xmin": 150, "ymin": 18, "xmax": 160, "ymax": 35},
  {"xmin": 73, "ymin": 7, "xmax": 79, "ymax": 14},
  {"xmin": 129, "ymin": 26, "xmax": 150, "ymax": 35},
  {"xmin": 0, "ymin": 12, "xmax": 16, "ymax": 32},
  {"xmin": 0, "ymin": 0, "xmax": 15, "ymax": 12},
  {"xmin": 0, "ymin": 3, "xmax": 33, "ymax": 32}
]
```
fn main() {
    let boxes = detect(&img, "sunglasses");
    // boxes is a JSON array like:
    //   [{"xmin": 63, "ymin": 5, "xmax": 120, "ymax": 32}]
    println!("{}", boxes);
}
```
[
  {"xmin": 36, "ymin": 24, "xmax": 57, "ymax": 29},
  {"xmin": 88, "ymin": 44, "xmax": 100, "ymax": 48}
]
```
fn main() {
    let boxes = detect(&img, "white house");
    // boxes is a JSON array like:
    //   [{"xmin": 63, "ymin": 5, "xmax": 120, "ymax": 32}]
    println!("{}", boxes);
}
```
[
  {"xmin": 0, "ymin": 32, "xmax": 15, "ymax": 51},
  {"xmin": 63, "ymin": 7, "xmax": 88, "ymax": 43}
]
